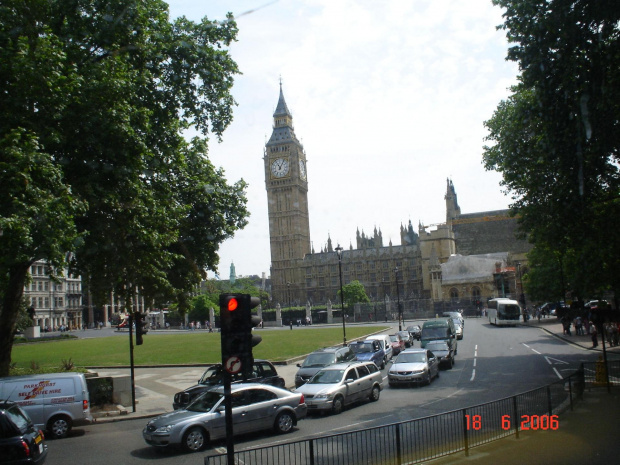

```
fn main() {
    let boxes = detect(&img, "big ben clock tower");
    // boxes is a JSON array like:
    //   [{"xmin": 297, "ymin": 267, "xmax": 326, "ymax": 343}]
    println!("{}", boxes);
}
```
[{"xmin": 264, "ymin": 83, "xmax": 311, "ymax": 305}]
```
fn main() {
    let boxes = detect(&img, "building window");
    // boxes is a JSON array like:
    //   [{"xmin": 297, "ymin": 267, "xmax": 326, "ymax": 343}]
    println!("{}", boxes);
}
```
[
  {"xmin": 44, "ymin": 297, "xmax": 49, "ymax": 308},
  {"xmin": 450, "ymin": 289, "xmax": 459, "ymax": 302}
]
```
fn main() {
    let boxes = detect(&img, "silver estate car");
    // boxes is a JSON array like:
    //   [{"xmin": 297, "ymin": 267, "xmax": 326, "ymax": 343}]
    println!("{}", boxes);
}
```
[
  {"xmin": 295, "ymin": 361, "xmax": 383, "ymax": 414},
  {"xmin": 388, "ymin": 348, "xmax": 440, "ymax": 386},
  {"xmin": 143, "ymin": 384, "xmax": 307, "ymax": 452}
]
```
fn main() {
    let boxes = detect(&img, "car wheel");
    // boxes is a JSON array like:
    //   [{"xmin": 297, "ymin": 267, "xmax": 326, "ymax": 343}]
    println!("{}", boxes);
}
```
[
  {"xmin": 380, "ymin": 359, "xmax": 385, "ymax": 370},
  {"xmin": 425, "ymin": 371, "xmax": 432, "ymax": 385},
  {"xmin": 332, "ymin": 395, "xmax": 344, "ymax": 415},
  {"xmin": 182, "ymin": 427, "xmax": 207, "ymax": 452},
  {"xmin": 47, "ymin": 415, "xmax": 72, "ymax": 439},
  {"xmin": 274, "ymin": 411, "xmax": 295, "ymax": 434},
  {"xmin": 449, "ymin": 358, "xmax": 454, "ymax": 369},
  {"xmin": 369, "ymin": 384, "xmax": 381, "ymax": 402}
]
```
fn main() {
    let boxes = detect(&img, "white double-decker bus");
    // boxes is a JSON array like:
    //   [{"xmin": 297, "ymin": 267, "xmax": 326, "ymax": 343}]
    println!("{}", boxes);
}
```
[{"xmin": 487, "ymin": 298, "xmax": 522, "ymax": 326}]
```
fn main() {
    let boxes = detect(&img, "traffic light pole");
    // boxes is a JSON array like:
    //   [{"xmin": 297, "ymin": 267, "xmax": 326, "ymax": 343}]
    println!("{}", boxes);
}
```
[
  {"xmin": 128, "ymin": 314, "xmax": 136, "ymax": 413},
  {"xmin": 223, "ymin": 370, "xmax": 234, "ymax": 465}
]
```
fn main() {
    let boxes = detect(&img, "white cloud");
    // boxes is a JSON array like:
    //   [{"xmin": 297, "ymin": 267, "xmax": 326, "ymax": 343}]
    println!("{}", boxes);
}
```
[{"xmin": 167, "ymin": 0, "xmax": 519, "ymax": 277}]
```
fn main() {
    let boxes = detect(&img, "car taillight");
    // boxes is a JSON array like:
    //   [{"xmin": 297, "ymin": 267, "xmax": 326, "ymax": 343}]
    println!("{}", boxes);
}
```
[
  {"xmin": 39, "ymin": 429, "xmax": 45, "ymax": 440},
  {"xmin": 21, "ymin": 440, "xmax": 30, "ymax": 457},
  {"xmin": 83, "ymin": 399, "xmax": 89, "ymax": 410},
  {"xmin": 299, "ymin": 394, "xmax": 305, "ymax": 404}
]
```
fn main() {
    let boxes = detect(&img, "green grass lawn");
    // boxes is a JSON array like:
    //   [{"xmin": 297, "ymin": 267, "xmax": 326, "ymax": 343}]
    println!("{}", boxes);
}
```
[{"xmin": 11, "ymin": 326, "xmax": 389, "ymax": 370}]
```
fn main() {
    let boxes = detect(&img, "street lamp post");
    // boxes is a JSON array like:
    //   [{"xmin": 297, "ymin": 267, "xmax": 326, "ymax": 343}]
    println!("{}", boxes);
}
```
[
  {"xmin": 335, "ymin": 245, "xmax": 346, "ymax": 346},
  {"xmin": 287, "ymin": 282, "xmax": 292, "ymax": 328},
  {"xmin": 516, "ymin": 262, "xmax": 527, "ymax": 309},
  {"xmin": 394, "ymin": 267, "xmax": 402, "ymax": 331}
]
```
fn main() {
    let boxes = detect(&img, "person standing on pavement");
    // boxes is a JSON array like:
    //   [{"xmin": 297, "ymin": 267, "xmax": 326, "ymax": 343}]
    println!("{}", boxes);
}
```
[{"xmin": 591, "ymin": 323, "xmax": 598, "ymax": 348}]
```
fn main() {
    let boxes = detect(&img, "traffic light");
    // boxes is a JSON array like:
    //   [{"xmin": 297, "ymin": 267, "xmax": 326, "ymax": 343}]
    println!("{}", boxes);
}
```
[
  {"xmin": 134, "ymin": 312, "xmax": 147, "ymax": 346},
  {"xmin": 219, "ymin": 294, "xmax": 262, "ymax": 379}
]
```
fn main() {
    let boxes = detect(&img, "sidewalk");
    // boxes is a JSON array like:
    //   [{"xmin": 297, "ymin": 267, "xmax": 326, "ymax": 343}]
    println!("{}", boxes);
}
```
[{"xmin": 519, "ymin": 315, "xmax": 620, "ymax": 354}]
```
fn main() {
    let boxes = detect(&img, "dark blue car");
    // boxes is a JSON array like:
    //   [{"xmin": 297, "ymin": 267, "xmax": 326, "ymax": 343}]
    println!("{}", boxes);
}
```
[{"xmin": 349, "ymin": 340, "xmax": 386, "ymax": 369}]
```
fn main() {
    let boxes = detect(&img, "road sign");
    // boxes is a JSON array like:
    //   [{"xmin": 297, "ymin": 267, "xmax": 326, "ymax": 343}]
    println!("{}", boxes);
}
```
[{"xmin": 224, "ymin": 356, "xmax": 242, "ymax": 374}]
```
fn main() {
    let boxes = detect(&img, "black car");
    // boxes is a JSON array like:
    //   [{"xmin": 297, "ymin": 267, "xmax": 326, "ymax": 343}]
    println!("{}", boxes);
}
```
[
  {"xmin": 406, "ymin": 325, "xmax": 422, "ymax": 341},
  {"xmin": 295, "ymin": 346, "xmax": 356, "ymax": 387},
  {"xmin": 173, "ymin": 360, "xmax": 285, "ymax": 410},
  {"xmin": 424, "ymin": 340, "xmax": 455, "ymax": 369},
  {"xmin": 0, "ymin": 401, "xmax": 47, "ymax": 465}
]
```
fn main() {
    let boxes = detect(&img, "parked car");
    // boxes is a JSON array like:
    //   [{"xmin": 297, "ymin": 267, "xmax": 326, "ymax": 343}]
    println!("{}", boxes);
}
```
[
  {"xmin": 397, "ymin": 330, "xmax": 414, "ymax": 347},
  {"xmin": 425, "ymin": 340, "xmax": 455, "ymax": 369},
  {"xmin": 144, "ymin": 384, "xmax": 306, "ymax": 452},
  {"xmin": 387, "ymin": 348, "xmax": 440, "ymax": 387},
  {"xmin": 365, "ymin": 335, "xmax": 393, "ymax": 360},
  {"xmin": 173, "ymin": 360, "xmax": 285, "ymax": 410},
  {"xmin": 295, "ymin": 346, "xmax": 356, "ymax": 388},
  {"xmin": 389, "ymin": 334, "xmax": 406, "ymax": 355},
  {"xmin": 295, "ymin": 361, "xmax": 383, "ymax": 415},
  {"xmin": 349, "ymin": 340, "xmax": 386, "ymax": 369},
  {"xmin": 0, "ymin": 401, "xmax": 48, "ymax": 465},
  {"xmin": 406, "ymin": 325, "xmax": 422, "ymax": 341},
  {"xmin": 0, "ymin": 372, "xmax": 92, "ymax": 439}
]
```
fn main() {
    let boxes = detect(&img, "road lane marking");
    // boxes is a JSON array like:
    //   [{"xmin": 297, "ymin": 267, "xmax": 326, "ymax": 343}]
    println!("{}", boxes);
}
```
[
  {"xmin": 470, "ymin": 369, "xmax": 476, "ymax": 381},
  {"xmin": 553, "ymin": 368, "xmax": 562, "ymax": 379},
  {"xmin": 473, "ymin": 358, "xmax": 477, "ymax": 367},
  {"xmin": 545, "ymin": 356, "xmax": 569, "ymax": 365}
]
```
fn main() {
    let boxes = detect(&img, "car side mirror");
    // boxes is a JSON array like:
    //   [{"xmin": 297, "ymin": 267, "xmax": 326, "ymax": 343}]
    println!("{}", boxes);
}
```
[
  {"xmin": 297, "ymin": 363, "xmax": 301, "ymax": 368},
  {"xmin": 345, "ymin": 378, "xmax": 355, "ymax": 384}
]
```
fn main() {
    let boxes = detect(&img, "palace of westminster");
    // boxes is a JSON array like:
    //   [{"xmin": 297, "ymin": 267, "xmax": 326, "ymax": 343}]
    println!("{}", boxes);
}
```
[{"xmin": 24, "ymin": 85, "xmax": 531, "ymax": 329}]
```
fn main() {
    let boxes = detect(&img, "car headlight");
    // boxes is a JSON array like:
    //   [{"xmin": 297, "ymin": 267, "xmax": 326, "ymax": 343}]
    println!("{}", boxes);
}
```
[
  {"xmin": 313, "ymin": 393, "xmax": 334, "ymax": 400},
  {"xmin": 155, "ymin": 425, "xmax": 174, "ymax": 433},
  {"xmin": 412, "ymin": 369, "xmax": 426, "ymax": 374}
]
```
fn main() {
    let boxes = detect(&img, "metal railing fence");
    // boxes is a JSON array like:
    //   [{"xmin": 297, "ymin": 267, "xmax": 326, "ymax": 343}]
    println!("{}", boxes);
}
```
[{"xmin": 205, "ymin": 366, "xmax": 586, "ymax": 465}]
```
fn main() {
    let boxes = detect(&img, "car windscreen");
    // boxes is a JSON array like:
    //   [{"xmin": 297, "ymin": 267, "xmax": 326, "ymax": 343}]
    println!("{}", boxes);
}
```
[
  {"xmin": 199, "ymin": 366, "xmax": 223, "ymax": 385},
  {"xmin": 389, "ymin": 335, "xmax": 399, "ymax": 342},
  {"xmin": 186, "ymin": 391, "xmax": 224, "ymax": 412},
  {"xmin": 308, "ymin": 369, "xmax": 345, "ymax": 384},
  {"xmin": 421, "ymin": 327, "xmax": 448, "ymax": 339},
  {"xmin": 4, "ymin": 405, "xmax": 31, "ymax": 432},
  {"xmin": 350, "ymin": 343, "xmax": 373, "ymax": 354},
  {"xmin": 396, "ymin": 353, "xmax": 426, "ymax": 363},
  {"xmin": 301, "ymin": 353, "xmax": 336, "ymax": 368}
]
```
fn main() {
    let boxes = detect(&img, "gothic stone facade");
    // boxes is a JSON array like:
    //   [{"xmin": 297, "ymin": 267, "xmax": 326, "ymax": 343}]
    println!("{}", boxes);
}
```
[{"xmin": 265, "ymin": 87, "xmax": 531, "ymax": 309}]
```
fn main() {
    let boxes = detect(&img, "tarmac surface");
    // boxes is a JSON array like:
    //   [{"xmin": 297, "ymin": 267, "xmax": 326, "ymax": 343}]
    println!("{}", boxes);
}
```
[{"xmin": 87, "ymin": 317, "xmax": 620, "ymax": 464}]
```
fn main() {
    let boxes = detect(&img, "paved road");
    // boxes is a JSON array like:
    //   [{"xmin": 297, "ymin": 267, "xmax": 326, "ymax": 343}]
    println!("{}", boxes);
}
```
[{"xmin": 41, "ymin": 317, "xmax": 620, "ymax": 465}]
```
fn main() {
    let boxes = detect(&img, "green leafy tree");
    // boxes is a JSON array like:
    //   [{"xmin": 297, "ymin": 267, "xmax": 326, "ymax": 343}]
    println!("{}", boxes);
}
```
[
  {"xmin": 0, "ymin": 1, "xmax": 248, "ymax": 376},
  {"xmin": 484, "ymin": 0, "xmax": 620, "ymax": 304},
  {"xmin": 338, "ymin": 280, "xmax": 371, "ymax": 309}
]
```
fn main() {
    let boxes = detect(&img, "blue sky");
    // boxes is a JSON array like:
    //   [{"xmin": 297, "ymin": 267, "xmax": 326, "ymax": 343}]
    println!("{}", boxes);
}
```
[{"xmin": 166, "ymin": 0, "xmax": 519, "ymax": 279}]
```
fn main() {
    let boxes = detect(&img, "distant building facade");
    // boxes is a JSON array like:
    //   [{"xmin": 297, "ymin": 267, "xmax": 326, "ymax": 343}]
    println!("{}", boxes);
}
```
[
  {"xmin": 264, "ymin": 86, "xmax": 532, "ymax": 313},
  {"xmin": 24, "ymin": 260, "xmax": 84, "ymax": 330}
]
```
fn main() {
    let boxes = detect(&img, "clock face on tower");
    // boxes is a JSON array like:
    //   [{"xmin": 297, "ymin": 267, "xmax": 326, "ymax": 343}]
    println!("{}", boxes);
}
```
[
  {"xmin": 271, "ymin": 158, "xmax": 289, "ymax": 178},
  {"xmin": 299, "ymin": 160, "xmax": 307, "ymax": 180}
]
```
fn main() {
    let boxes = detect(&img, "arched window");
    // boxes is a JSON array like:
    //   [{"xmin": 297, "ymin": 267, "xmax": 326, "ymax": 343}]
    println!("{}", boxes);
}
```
[
  {"xmin": 450, "ymin": 288, "xmax": 459, "ymax": 303},
  {"xmin": 471, "ymin": 287, "xmax": 481, "ymax": 302}
]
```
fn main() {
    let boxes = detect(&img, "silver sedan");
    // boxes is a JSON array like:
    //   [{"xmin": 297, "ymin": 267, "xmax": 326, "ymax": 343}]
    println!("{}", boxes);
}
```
[
  {"xmin": 388, "ymin": 348, "xmax": 440, "ymax": 386},
  {"xmin": 143, "ymin": 383, "xmax": 307, "ymax": 452}
]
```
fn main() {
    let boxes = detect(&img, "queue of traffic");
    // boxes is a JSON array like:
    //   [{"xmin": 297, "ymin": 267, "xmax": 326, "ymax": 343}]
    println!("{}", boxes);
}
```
[{"xmin": 139, "ymin": 313, "xmax": 467, "ymax": 453}]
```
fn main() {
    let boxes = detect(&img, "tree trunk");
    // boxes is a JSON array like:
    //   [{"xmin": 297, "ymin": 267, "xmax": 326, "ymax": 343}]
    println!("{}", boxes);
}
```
[{"xmin": 0, "ymin": 262, "xmax": 31, "ymax": 377}]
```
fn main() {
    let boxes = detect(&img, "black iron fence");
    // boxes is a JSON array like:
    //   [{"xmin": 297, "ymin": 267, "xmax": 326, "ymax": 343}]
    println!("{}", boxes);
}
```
[{"xmin": 205, "ymin": 366, "xmax": 588, "ymax": 465}]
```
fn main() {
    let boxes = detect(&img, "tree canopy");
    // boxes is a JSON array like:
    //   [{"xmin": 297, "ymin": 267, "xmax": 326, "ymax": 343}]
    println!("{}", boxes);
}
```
[
  {"xmin": 0, "ymin": 0, "xmax": 248, "ymax": 376},
  {"xmin": 338, "ymin": 280, "xmax": 371, "ymax": 309},
  {"xmin": 484, "ymin": 0, "xmax": 620, "ymax": 304}
]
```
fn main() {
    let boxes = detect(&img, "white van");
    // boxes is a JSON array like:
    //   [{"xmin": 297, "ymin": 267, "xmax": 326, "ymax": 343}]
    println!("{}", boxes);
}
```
[
  {"xmin": 365, "ymin": 335, "xmax": 393, "ymax": 360},
  {"xmin": 0, "ymin": 372, "xmax": 92, "ymax": 438}
]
